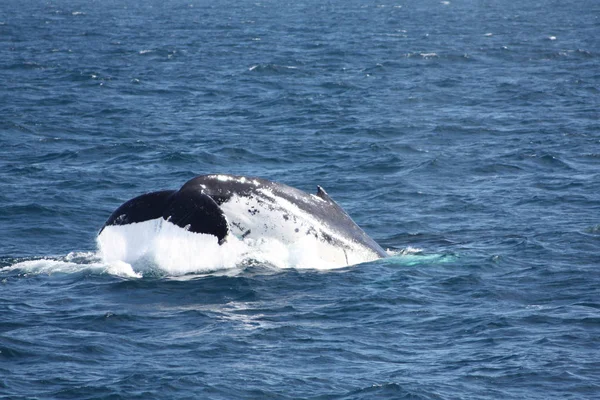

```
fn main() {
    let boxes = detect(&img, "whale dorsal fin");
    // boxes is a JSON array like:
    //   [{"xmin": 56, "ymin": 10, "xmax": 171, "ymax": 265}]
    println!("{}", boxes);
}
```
[
  {"xmin": 316, "ymin": 185, "xmax": 351, "ymax": 218},
  {"xmin": 314, "ymin": 184, "xmax": 387, "ymax": 258},
  {"xmin": 316, "ymin": 185, "xmax": 330, "ymax": 201}
]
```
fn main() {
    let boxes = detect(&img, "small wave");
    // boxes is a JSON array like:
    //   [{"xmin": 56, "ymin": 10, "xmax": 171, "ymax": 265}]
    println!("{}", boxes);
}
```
[
  {"xmin": 383, "ymin": 248, "xmax": 456, "ymax": 266},
  {"xmin": 474, "ymin": 163, "xmax": 524, "ymax": 175},
  {"xmin": 584, "ymin": 225, "xmax": 600, "ymax": 236},
  {"xmin": 2, "ymin": 252, "xmax": 141, "ymax": 279},
  {"xmin": 345, "ymin": 382, "xmax": 433, "ymax": 399},
  {"xmin": 535, "ymin": 154, "xmax": 574, "ymax": 170},
  {"xmin": 6, "ymin": 61, "xmax": 44, "ymax": 70},
  {"xmin": 403, "ymin": 52, "xmax": 439, "ymax": 60},
  {"xmin": 247, "ymin": 64, "xmax": 300, "ymax": 74}
]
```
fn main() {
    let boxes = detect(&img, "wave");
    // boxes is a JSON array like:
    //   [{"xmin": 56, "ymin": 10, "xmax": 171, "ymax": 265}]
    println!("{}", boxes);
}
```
[
  {"xmin": 2, "ymin": 252, "xmax": 142, "ymax": 279},
  {"xmin": 384, "ymin": 247, "xmax": 457, "ymax": 266}
]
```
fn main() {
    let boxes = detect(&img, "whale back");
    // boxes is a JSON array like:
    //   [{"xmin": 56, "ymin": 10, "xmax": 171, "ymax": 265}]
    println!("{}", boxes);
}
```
[{"xmin": 180, "ymin": 175, "xmax": 387, "ymax": 259}]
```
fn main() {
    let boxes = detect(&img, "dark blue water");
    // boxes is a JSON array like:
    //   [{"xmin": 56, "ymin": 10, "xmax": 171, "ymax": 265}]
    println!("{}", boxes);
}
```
[{"xmin": 1, "ymin": 0, "xmax": 599, "ymax": 398}]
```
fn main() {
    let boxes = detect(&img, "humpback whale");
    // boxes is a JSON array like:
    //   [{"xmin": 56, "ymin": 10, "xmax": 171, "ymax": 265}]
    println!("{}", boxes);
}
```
[{"xmin": 99, "ymin": 174, "xmax": 387, "ymax": 267}]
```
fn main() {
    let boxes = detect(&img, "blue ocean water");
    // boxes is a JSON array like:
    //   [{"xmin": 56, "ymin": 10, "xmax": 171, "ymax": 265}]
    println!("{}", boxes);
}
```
[{"xmin": 1, "ymin": 0, "xmax": 599, "ymax": 398}]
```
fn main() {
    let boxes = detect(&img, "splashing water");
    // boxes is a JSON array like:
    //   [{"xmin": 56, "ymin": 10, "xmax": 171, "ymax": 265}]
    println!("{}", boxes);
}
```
[{"xmin": 3, "ymin": 221, "xmax": 446, "ymax": 278}]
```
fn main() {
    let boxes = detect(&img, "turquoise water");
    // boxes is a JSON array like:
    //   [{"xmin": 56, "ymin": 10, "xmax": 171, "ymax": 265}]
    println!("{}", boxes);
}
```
[{"xmin": 1, "ymin": 0, "xmax": 599, "ymax": 398}]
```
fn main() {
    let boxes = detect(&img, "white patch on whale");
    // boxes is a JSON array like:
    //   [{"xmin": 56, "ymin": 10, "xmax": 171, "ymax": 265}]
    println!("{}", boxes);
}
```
[{"xmin": 219, "ymin": 188, "xmax": 380, "ymax": 266}]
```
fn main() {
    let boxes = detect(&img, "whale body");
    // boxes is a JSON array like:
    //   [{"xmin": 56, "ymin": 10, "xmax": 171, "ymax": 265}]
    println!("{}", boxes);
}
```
[{"xmin": 99, "ymin": 174, "xmax": 387, "ymax": 267}]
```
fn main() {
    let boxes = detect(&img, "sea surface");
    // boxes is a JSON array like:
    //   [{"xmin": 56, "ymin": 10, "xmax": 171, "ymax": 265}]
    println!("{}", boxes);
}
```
[{"xmin": 1, "ymin": 0, "xmax": 599, "ymax": 398}]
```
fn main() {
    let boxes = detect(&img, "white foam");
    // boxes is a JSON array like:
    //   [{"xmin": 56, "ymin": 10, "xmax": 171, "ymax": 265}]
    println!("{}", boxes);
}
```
[
  {"xmin": 242, "ymin": 235, "xmax": 344, "ymax": 270},
  {"xmin": 94, "ymin": 215, "xmax": 358, "ymax": 277},
  {"xmin": 4, "ymin": 252, "xmax": 142, "ymax": 279},
  {"xmin": 7, "ymin": 257, "xmax": 95, "ymax": 275},
  {"xmin": 97, "ymin": 219, "xmax": 250, "ymax": 275},
  {"xmin": 150, "ymin": 221, "xmax": 247, "ymax": 275},
  {"xmin": 97, "ymin": 219, "xmax": 160, "ymax": 264},
  {"xmin": 103, "ymin": 261, "xmax": 143, "ymax": 278}
]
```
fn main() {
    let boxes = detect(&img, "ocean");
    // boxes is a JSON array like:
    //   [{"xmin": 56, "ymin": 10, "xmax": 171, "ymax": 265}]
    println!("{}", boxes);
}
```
[{"xmin": 1, "ymin": 0, "xmax": 599, "ymax": 398}]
